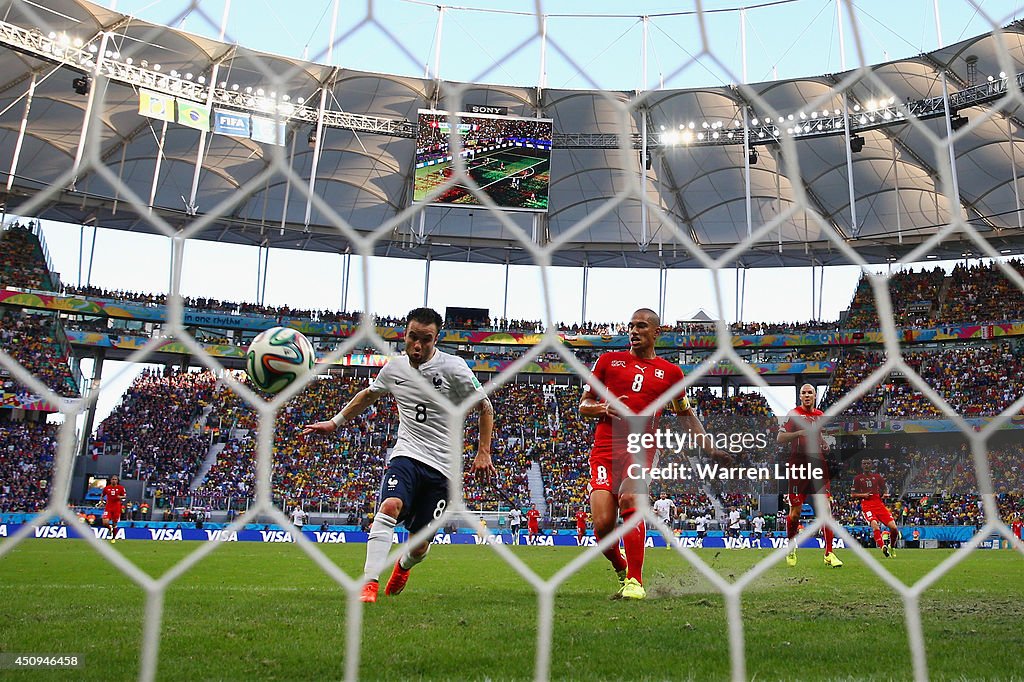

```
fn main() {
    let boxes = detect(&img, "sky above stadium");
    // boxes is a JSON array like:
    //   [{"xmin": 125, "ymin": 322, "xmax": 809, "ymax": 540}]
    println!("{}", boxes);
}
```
[{"xmin": 29, "ymin": 0, "xmax": 1024, "ymax": 421}]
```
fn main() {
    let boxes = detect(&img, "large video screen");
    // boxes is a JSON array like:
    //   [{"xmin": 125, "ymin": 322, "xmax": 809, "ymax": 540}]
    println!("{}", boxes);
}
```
[{"xmin": 413, "ymin": 110, "xmax": 553, "ymax": 212}]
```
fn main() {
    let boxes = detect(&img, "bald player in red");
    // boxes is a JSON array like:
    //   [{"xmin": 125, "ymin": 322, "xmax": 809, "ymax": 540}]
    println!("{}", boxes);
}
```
[
  {"xmin": 852, "ymin": 458, "xmax": 901, "ymax": 557},
  {"xmin": 100, "ymin": 475, "xmax": 126, "ymax": 544},
  {"xmin": 778, "ymin": 383, "xmax": 842, "ymax": 568},
  {"xmin": 580, "ymin": 308, "xmax": 726, "ymax": 599},
  {"xmin": 575, "ymin": 508, "xmax": 589, "ymax": 545}
]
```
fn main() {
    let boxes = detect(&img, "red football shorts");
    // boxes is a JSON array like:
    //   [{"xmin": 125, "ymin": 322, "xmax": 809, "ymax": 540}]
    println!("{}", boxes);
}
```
[
  {"xmin": 861, "ymin": 500, "xmax": 895, "ymax": 526},
  {"xmin": 104, "ymin": 506, "xmax": 122, "ymax": 524},
  {"xmin": 786, "ymin": 478, "xmax": 831, "ymax": 510},
  {"xmin": 588, "ymin": 446, "xmax": 655, "ymax": 495},
  {"xmin": 528, "ymin": 522, "xmax": 539, "ymax": 533}
]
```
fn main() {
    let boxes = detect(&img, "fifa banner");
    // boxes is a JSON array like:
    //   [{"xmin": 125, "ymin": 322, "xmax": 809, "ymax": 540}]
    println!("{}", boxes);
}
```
[
  {"xmin": 5, "ymin": 524, "xmax": 857, "ymax": 549},
  {"xmin": 213, "ymin": 109, "xmax": 251, "ymax": 138},
  {"xmin": 138, "ymin": 89, "xmax": 175, "ymax": 122},
  {"xmin": 0, "ymin": 393, "xmax": 80, "ymax": 412},
  {"xmin": 251, "ymin": 115, "xmax": 286, "ymax": 146},
  {"xmin": 176, "ymin": 99, "xmax": 211, "ymax": 132},
  {"xmin": 839, "ymin": 416, "xmax": 1024, "ymax": 434}
]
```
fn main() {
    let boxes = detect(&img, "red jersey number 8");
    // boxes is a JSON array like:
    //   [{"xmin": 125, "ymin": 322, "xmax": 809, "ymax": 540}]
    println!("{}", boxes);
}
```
[{"xmin": 631, "ymin": 374, "xmax": 643, "ymax": 392}]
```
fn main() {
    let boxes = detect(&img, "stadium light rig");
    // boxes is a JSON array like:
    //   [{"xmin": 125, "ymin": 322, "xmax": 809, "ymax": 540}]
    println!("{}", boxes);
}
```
[
  {"xmin": 849, "ymin": 135, "xmax": 865, "ymax": 153},
  {"xmin": 951, "ymin": 113, "xmax": 969, "ymax": 131},
  {"xmin": 0, "ymin": 15, "xmax": 1019, "ymax": 151}
]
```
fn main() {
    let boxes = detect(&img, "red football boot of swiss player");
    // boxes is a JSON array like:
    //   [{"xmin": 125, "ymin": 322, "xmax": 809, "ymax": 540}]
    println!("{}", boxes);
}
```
[
  {"xmin": 385, "ymin": 560, "xmax": 411, "ymax": 596},
  {"xmin": 359, "ymin": 581, "xmax": 379, "ymax": 603}
]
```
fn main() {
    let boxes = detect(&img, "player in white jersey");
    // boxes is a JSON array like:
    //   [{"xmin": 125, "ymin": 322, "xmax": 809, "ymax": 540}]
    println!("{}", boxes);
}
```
[
  {"xmin": 695, "ymin": 513, "xmax": 710, "ymax": 545},
  {"xmin": 652, "ymin": 493, "xmax": 676, "ymax": 549},
  {"xmin": 508, "ymin": 507, "xmax": 522, "ymax": 545},
  {"xmin": 302, "ymin": 307, "xmax": 495, "ymax": 603},
  {"xmin": 751, "ymin": 513, "xmax": 765, "ymax": 547},
  {"xmin": 290, "ymin": 506, "xmax": 307, "ymax": 528}
]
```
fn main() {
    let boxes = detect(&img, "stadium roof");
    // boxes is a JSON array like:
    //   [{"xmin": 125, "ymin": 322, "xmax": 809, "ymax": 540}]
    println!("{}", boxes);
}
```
[{"xmin": 2, "ymin": 0, "xmax": 1024, "ymax": 268}]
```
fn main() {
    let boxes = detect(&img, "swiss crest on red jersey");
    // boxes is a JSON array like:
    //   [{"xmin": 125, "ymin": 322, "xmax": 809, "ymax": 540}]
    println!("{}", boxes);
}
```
[{"xmin": 655, "ymin": 369, "xmax": 665, "ymax": 379}]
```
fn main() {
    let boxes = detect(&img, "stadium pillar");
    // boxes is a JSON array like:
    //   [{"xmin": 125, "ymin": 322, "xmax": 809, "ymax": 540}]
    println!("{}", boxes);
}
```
[
  {"xmin": 811, "ymin": 262, "xmax": 816, "ymax": 322},
  {"xmin": 423, "ymin": 254, "xmax": 431, "ymax": 307},
  {"xmin": 340, "ymin": 250, "xmax": 351, "ymax": 313},
  {"xmin": 581, "ymin": 263, "xmax": 589, "ymax": 325},
  {"xmin": 86, "ymin": 224, "xmax": 98, "ymax": 287},
  {"xmin": 70, "ymin": 31, "xmax": 110, "ymax": 188},
  {"xmin": 735, "ymin": 267, "xmax": 740, "ymax": 322},
  {"xmin": 430, "ymin": 6, "xmax": 445, "ymax": 79},
  {"xmin": 77, "ymin": 225, "xmax": 84, "ymax": 287},
  {"xmin": 1010, "ymin": 118, "xmax": 1023, "ymax": 230},
  {"xmin": 76, "ymin": 349, "xmax": 105, "ymax": 462},
  {"xmin": 502, "ymin": 259, "xmax": 510, "ymax": 324},
  {"xmin": 740, "ymin": 266, "xmax": 747, "ymax": 322},
  {"xmin": 538, "ymin": 15, "xmax": 548, "ymax": 88},
  {"xmin": 817, "ymin": 264, "xmax": 825, "ymax": 320},
  {"xmin": 149, "ymin": 119, "xmax": 169, "ymax": 209},
  {"xmin": 657, "ymin": 265, "xmax": 667, "ymax": 322},
  {"xmin": 306, "ymin": 0, "xmax": 337, "ymax": 228},
  {"xmin": 6, "ymin": 71, "xmax": 36, "ymax": 192}
]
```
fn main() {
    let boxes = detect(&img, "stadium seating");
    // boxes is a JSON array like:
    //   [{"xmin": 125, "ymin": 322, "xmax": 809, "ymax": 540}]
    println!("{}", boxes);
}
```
[
  {"xmin": 100, "ymin": 369, "xmax": 217, "ymax": 498},
  {"xmin": 0, "ymin": 309, "xmax": 78, "ymax": 398},
  {"xmin": 0, "ymin": 419, "xmax": 57, "ymax": 512},
  {"xmin": 0, "ymin": 223, "xmax": 58, "ymax": 292}
]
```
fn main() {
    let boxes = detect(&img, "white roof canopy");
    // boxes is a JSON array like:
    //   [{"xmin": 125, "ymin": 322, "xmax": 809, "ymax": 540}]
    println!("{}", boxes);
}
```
[{"xmin": 2, "ymin": 0, "xmax": 1024, "ymax": 268}]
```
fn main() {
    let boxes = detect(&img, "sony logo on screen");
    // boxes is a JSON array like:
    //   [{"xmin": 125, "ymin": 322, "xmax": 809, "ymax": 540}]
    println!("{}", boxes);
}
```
[{"xmin": 466, "ymin": 105, "xmax": 508, "ymax": 116}]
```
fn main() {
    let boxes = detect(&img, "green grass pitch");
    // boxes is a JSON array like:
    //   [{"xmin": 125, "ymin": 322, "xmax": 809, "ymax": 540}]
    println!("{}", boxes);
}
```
[{"xmin": 0, "ymin": 540, "xmax": 1021, "ymax": 680}]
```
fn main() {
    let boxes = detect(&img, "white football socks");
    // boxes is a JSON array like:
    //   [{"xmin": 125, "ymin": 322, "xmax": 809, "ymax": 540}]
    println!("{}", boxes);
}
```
[
  {"xmin": 364, "ymin": 512, "xmax": 397, "ymax": 580},
  {"xmin": 399, "ymin": 545, "xmax": 429, "ymax": 571}
]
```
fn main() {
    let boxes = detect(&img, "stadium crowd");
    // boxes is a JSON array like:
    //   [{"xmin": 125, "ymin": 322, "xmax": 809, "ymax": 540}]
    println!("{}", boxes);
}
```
[
  {"xmin": 824, "ymin": 342, "xmax": 1024, "ymax": 419},
  {"xmin": 0, "ymin": 419, "xmax": 57, "ymax": 512},
  {"xmin": 0, "ymin": 222, "xmax": 57, "ymax": 292},
  {"xmin": 0, "ymin": 310, "xmax": 78, "ymax": 398},
  {"xmin": 99, "ymin": 369, "xmax": 217, "ymax": 499}
]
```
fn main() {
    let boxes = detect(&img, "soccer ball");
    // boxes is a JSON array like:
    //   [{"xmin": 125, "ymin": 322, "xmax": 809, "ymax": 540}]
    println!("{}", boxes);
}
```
[{"xmin": 245, "ymin": 327, "xmax": 316, "ymax": 393}]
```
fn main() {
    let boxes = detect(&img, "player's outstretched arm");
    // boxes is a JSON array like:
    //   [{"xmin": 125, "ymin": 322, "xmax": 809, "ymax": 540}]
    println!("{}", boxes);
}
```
[
  {"xmin": 300, "ymin": 387, "xmax": 380, "ymax": 438},
  {"xmin": 469, "ymin": 397, "xmax": 496, "ymax": 480}
]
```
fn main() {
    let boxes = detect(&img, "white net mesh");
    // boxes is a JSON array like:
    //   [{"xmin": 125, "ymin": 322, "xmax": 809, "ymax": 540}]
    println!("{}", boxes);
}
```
[{"xmin": 0, "ymin": 1, "xmax": 1023, "ymax": 680}]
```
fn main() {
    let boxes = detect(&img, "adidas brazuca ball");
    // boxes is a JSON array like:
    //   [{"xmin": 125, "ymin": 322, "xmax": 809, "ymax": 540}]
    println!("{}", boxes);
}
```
[{"xmin": 245, "ymin": 327, "xmax": 316, "ymax": 393}]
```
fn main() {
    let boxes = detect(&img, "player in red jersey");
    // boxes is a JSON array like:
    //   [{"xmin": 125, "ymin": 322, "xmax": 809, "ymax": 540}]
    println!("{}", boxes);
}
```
[
  {"xmin": 1010, "ymin": 515, "xmax": 1022, "ymax": 543},
  {"xmin": 778, "ymin": 384, "xmax": 842, "ymax": 568},
  {"xmin": 852, "ymin": 458, "xmax": 900, "ymax": 557},
  {"xmin": 526, "ymin": 506, "xmax": 541, "ymax": 543},
  {"xmin": 575, "ymin": 509, "xmax": 589, "ymax": 545},
  {"xmin": 580, "ymin": 308, "xmax": 726, "ymax": 599},
  {"xmin": 100, "ymin": 475, "xmax": 126, "ymax": 544}
]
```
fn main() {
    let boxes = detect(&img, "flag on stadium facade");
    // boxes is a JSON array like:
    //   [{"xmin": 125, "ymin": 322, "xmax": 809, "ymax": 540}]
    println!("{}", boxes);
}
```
[
  {"xmin": 138, "ymin": 89, "xmax": 175, "ymax": 122},
  {"xmin": 251, "ymin": 115, "xmax": 286, "ymax": 145},
  {"xmin": 212, "ymin": 109, "xmax": 251, "ymax": 138},
  {"xmin": 176, "ymin": 99, "xmax": 211, "ymax": 132}
]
